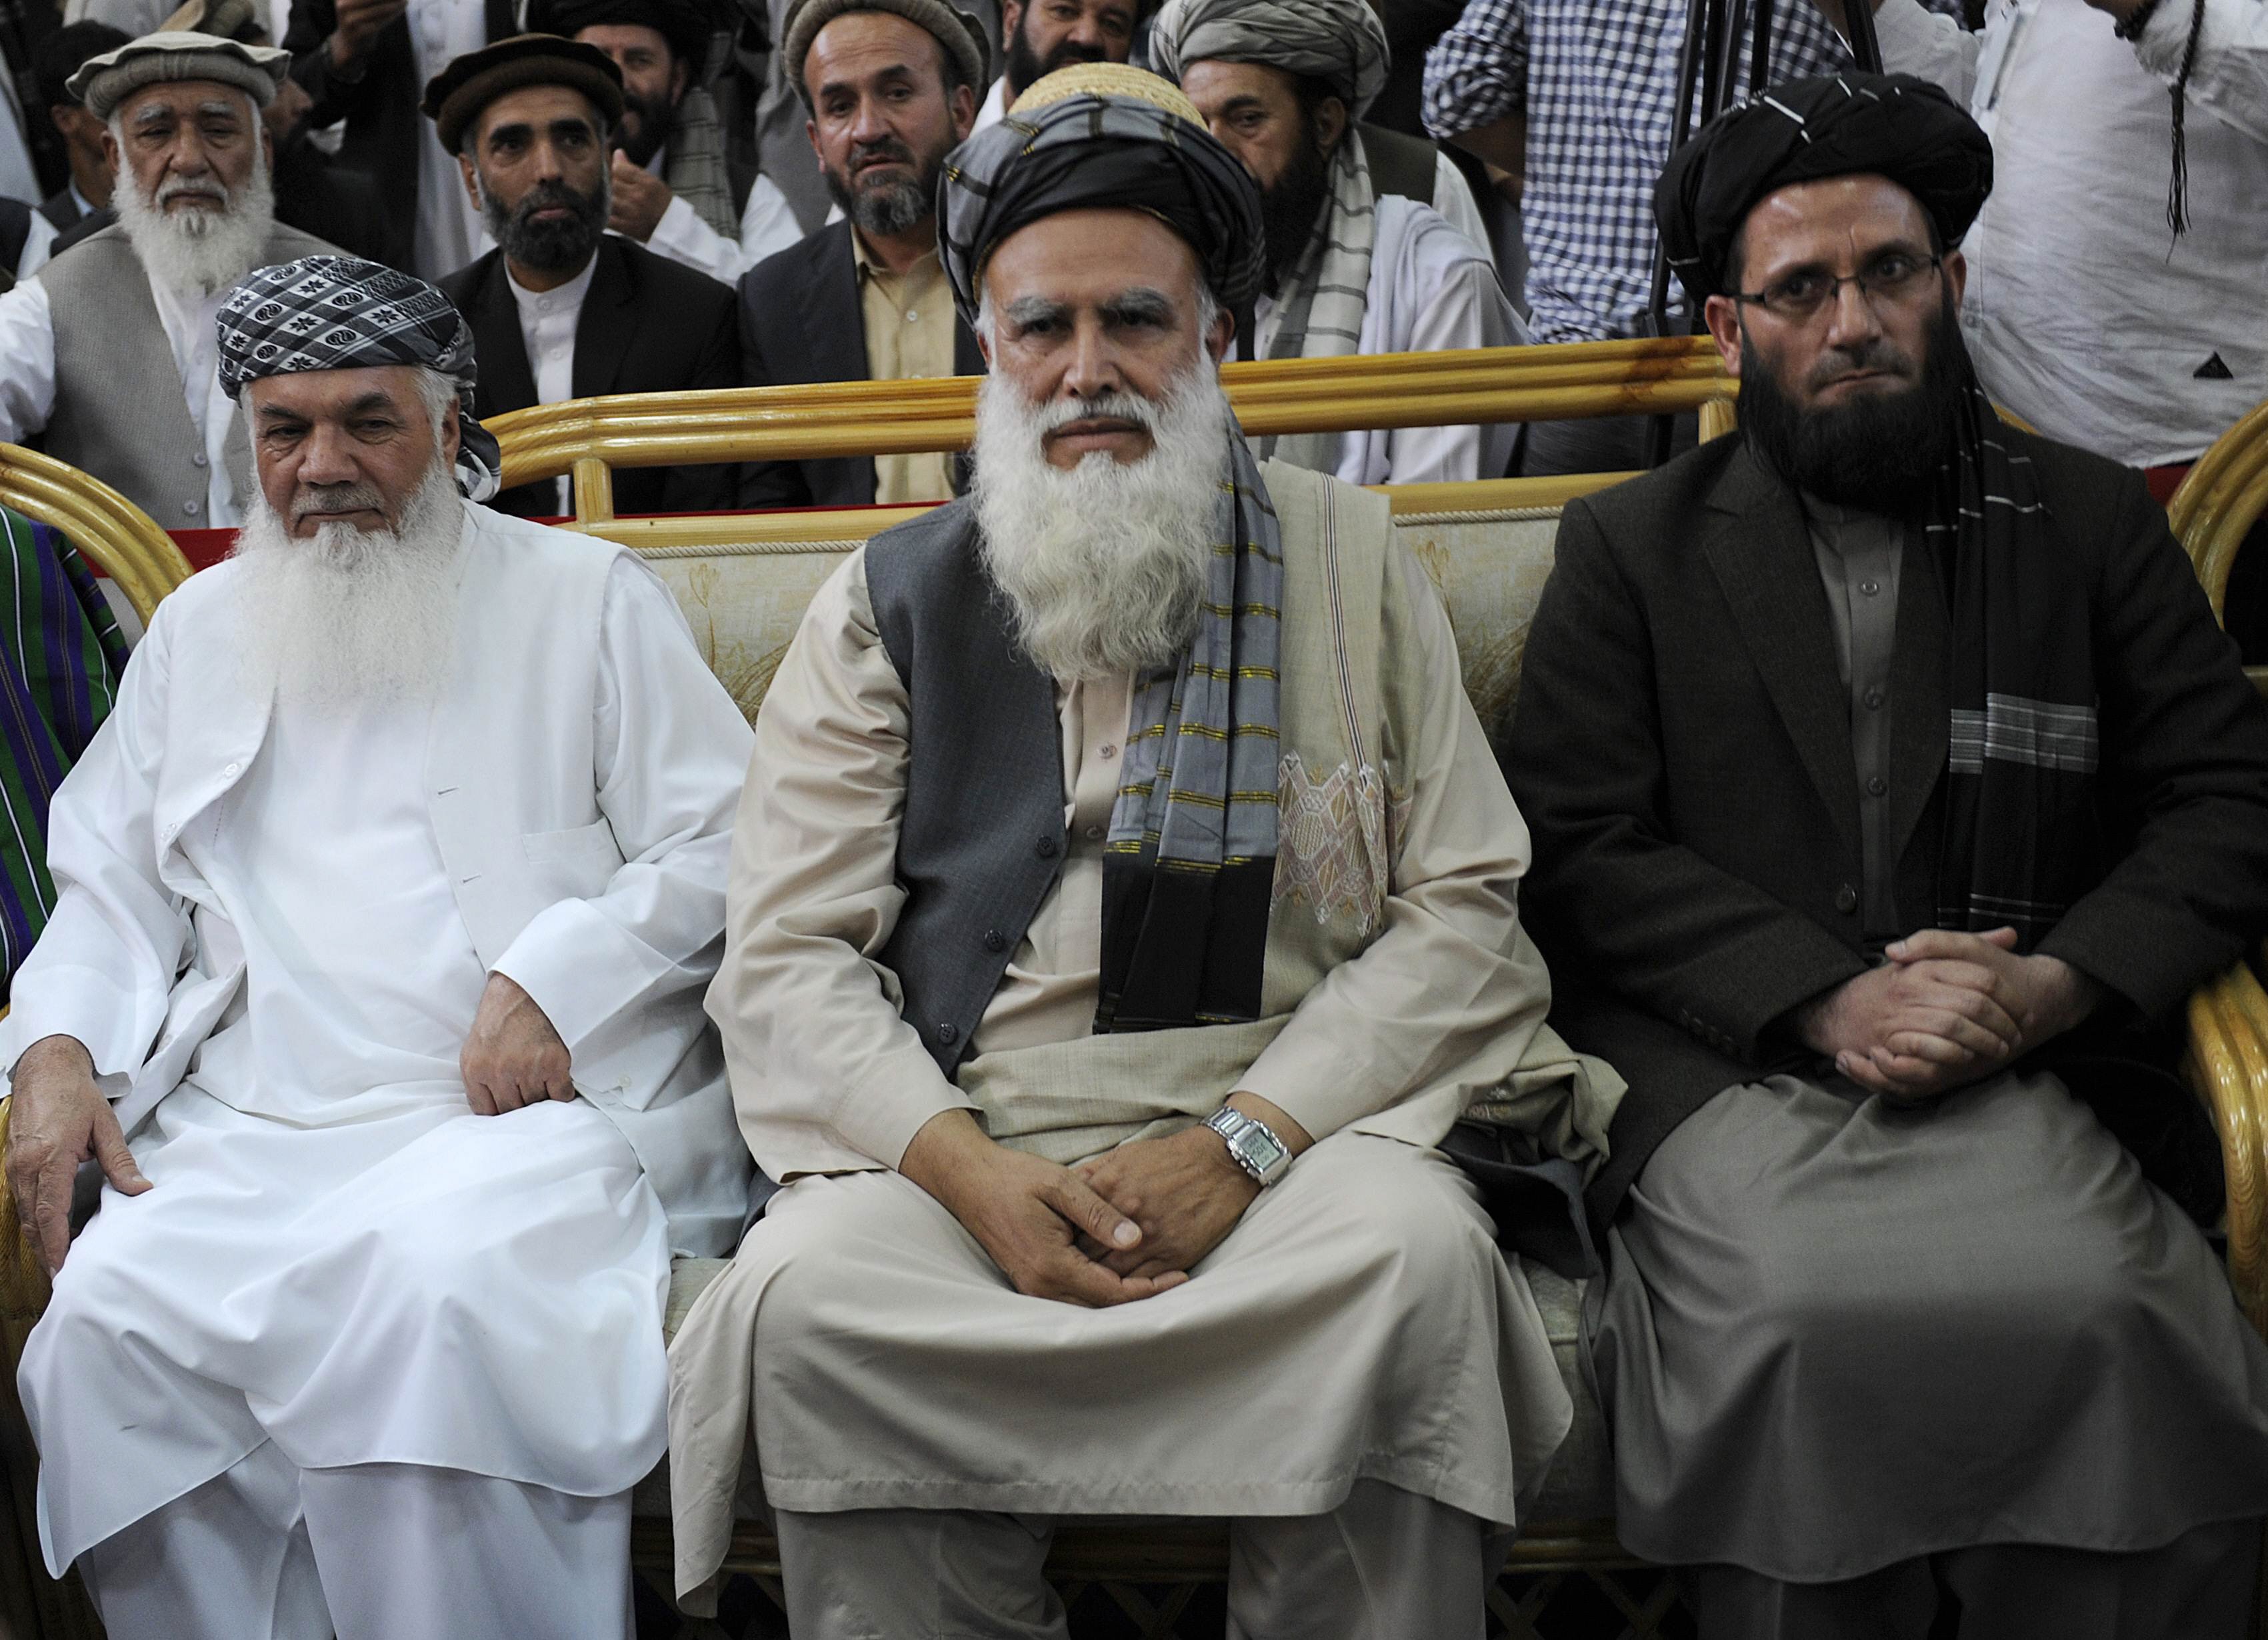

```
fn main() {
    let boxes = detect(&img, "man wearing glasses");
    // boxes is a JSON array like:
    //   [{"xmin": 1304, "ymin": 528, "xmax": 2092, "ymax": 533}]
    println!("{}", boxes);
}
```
[{"xmin": 1503, "ymin": 74, "xmax": 2268, "ymax": 1638}]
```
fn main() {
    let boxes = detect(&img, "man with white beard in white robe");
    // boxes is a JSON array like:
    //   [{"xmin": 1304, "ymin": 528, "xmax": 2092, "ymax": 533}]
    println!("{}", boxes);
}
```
[
  {"xmin": 0, "ymin": 255, "xmax": 755, "ymax": 1640},
  {"xmin": 667, "ymin": 65, "xmax": 1620, "ymax": 1636}
]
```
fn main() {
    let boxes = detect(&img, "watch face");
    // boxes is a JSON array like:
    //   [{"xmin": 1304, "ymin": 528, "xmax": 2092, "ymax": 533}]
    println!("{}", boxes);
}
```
[{"xmin": 1239, "ymin": 1129, "xmax": 1288, "ymax": 1173}]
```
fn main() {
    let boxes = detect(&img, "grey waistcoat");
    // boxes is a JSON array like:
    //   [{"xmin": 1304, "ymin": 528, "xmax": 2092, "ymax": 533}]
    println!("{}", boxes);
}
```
[
  {"xmin": 865, "ymin": 498, "xmax": 1067, "ymax": 1075},
  {"xmin": 36, "ymin": 223, "xmax": 333, "ymax": 526}
]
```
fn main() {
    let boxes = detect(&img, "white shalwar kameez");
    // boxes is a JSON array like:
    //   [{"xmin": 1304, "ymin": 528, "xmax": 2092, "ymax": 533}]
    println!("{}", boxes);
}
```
[{"xmin": 6, "ymin": 509, "xmax": 753, "ymax": 1640}]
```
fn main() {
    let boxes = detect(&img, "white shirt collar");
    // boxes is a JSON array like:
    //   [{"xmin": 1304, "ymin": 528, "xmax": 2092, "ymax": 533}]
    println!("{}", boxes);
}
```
[{"xmin": 505, "ymin": 254, "xmax": 601, "ymax": 318}]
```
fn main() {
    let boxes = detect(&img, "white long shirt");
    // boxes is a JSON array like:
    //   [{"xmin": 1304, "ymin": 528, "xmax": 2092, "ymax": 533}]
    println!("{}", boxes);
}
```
[
  {"xmin": 0, "ymin": 273, "xmax": 244, "ymax": 526},
  {"xmin": 1876, "ymin": 0, "xmax": 2268, "ymax": 467},
  {"xmin": 409, "ymin": 0, "xmax": 494, "ymax": 281},
  {"xmin": 509, "ymin": 256, "xmax": 598, "ymax": 514},
  {"xmin": 637, "ymin": 145, "xmax": 805, "ymax": 284},
  {"xmin": 1251, "ymin": 193, "xmax": 1525, "ymax": 485}
]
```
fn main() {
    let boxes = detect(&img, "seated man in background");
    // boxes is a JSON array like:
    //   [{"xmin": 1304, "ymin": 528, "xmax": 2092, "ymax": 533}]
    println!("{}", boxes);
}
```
[
  {"xmin": 429, "ymin": 35, "xmax": 739, "ymax": 518},
  {"xmin": 971, "ymin": 0, "xmax": 1141, "ymax": 130},
  {"xmin": 0, "ymin": 30, "xmax": 335, "ymax": 530},
  {"xmin": 1152, "ymin": 0, "xmax": 1521, "ymax": 485},
  {"xmin": 1505, "ymin": 75, "xmax": 2268, "ymax": 1639},
  {"xmin": 669, "ymin": 65, "xmax": 1617, "ymax": 1634},
  {"xmin": 737, "ymin": 0, "xmax": 988, "ymax": 509},
  {"xmin": 3, "ymin": 256, "xmax": 754, "ymax": 1640},
  {"xmin": 545, "ymin": 0, "xmax": 806, "ymax": 285}
]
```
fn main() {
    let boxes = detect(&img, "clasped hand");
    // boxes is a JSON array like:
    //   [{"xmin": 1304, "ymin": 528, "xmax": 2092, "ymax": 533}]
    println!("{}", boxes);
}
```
[
  {"xmin": 901, "ymin": 1104, "xmax": 1295, "ymax": 1307},
  {"xmin": 1795, "ymin": 925, "xmax": 2101, "ymax": 1102}
]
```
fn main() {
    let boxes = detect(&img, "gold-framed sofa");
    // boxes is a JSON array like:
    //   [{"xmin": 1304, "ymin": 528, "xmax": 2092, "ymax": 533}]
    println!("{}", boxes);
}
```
[{"xmin": 0, "ymin": 341, "xmax": 2263, "ymax": 1639}]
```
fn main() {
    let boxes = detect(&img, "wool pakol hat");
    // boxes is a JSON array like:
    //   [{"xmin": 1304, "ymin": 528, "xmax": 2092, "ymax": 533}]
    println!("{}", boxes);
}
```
[
  {"xmin": 422, "ymin": 33, "xmax": 628, "ymax": 155},
  {"xmin": 67, "ymin": 31, "xmax": 286, "ymax": 121},
  {"xmin": 781, "ymin": 0, "xmax": 989, "ymax": 105}
]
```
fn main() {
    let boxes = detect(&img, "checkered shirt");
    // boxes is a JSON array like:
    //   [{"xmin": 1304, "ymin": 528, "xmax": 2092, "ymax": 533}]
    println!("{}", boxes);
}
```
[{"xmin": 1423, "ymin": 0, "xmax": 1881, "ymax": 344}]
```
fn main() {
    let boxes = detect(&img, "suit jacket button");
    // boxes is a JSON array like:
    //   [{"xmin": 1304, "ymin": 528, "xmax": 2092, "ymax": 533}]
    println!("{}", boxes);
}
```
[
  {"xmin": 1036, "ymin": 835, "xmax": 1060, "ymax": 859},
  {"xmin": 983, "ymin": 929, "xmax": 1007, "ymax": 953},
  {"xmin": 1835, "ymin": 884, "xmax": 1859, "ymax": 914},
  {"xmin": 936, "ymin": 1021, "xmax": 959, "ymax": 1046}
]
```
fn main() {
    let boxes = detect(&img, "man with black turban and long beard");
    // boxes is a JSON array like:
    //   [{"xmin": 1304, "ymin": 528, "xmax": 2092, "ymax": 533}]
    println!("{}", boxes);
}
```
[
  {"xmin": 2, "ymin": 255, "xmax": 753, "ymax": 1639},
  {"xmin": 668, "ymin": 63, "xmax": 1623, "ymax": 1635},
  {"xmin": 1505, "ymin": 73, "xmax": 2268, "ymax": 1639}
]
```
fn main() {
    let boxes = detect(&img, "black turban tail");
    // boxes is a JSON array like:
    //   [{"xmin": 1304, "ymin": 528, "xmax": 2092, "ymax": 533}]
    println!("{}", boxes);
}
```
[{"xmin": 1654, "ymin": 72, "xmax": 1993, "ymax": 305}]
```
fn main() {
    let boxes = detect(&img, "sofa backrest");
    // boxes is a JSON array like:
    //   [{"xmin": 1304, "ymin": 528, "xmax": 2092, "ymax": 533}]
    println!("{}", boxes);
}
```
[{"xmin": 630, "ymin": 481, "xmax": 1571, "ymax": 740}]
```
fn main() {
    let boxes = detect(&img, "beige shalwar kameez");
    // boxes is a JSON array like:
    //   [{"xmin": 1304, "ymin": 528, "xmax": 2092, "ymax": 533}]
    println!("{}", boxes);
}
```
[{"xmin": 667, "ymin": 463, "xmax": 1619, "ymax": 1613}]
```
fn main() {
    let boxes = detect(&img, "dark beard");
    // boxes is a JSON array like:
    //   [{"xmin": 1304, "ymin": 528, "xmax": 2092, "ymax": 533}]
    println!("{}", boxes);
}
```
[
  {"xmin": 1005, "ymin": 15, "xmax": 1107, "ymax": 95},
  {"xmin": 823, "ymin": 135, "xmax": 943, "ymax": 239},
  {"xmin": 485, "ymin": 174, "xmax": 607, "ymax": 274},
  {"xmin": 615, "ymin": 87, "xmax": 674, "ymax": 167},
  {"xmin": 1738, "ymin": 291, "xmax": 1970, "ymax": 515},
  {"xmin": 1257, "ymin": 130, "xmax": 1331, "ymax": 296}
]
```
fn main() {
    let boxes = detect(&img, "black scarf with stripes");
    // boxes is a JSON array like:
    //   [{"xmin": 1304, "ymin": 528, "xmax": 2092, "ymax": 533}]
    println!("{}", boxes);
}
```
[{"xmin": 1931, "ymin": 374, "xmax": 2101, "ymax": 949}]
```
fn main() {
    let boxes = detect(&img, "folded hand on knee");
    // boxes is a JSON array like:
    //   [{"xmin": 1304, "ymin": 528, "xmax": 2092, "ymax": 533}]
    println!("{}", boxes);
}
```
[{"xmin": 459, "ymin": 973, "xmax": 575, "ymax": 1115}]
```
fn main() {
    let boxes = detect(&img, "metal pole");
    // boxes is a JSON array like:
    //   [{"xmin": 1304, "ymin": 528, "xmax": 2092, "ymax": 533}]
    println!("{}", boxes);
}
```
[
  {"xmin": 1645, "ymin": 0, "xmax": 1723, "ymax": 467},
  {"xmin": 1750, "ymin": 0, "xmax": 1776, "ymax": 92},
  {"xmin": 1845, "ymin": 0, "xmax": 1884, "ymax": 71}
]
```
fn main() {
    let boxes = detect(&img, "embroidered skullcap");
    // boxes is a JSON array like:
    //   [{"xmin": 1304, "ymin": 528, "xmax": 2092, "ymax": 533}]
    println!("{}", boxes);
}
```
[
  {"xmin": 538, "ymin": 0, "xmax": 716, "ymax": 75},
  {"xmin": 940, "ymin": 63, "xmax": 1266, "ymax": 323},
  {"xmin": 215, "ymin": 257, "xmax": 503, "ymax": 503},
  {"xmin": 67, "ymin": 31, "xmax": 286, "ymax": 121},
  {"xmin": 422, "ymin": 33, "xmax": 627, "ymax": 155},
  {"xmin": 1655, "ymin": 71, "xmax": 1993, "ymax": 305},
  {"xmin": 780, "ymin": 0, "xmax": 989, "ymax": 106},
  {"xmin": 1149, "ymin": 0, "xmax": 1389, "ymax": 119}
]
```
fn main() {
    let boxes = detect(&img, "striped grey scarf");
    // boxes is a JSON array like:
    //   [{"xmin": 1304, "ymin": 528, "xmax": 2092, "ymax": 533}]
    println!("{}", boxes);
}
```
[
  {"xmin": 665, "ymin": 87, "xmax": 741, "ymax": 241},
  {"xmin": 1252, "ymin": 134, "xmax": 1375, "ymax": 475},
  {"xmin": 1097, "ymin": 427, "xmax": 1283, "ymax": 1031}
]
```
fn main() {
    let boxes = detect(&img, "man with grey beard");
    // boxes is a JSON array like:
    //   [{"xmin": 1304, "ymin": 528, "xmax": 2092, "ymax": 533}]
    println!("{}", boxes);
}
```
[
  {"xmin": 427, "ymin": 35, "xmax": 739, "ymax": 519},
  {"xmin": 669, "ymin": 65, "xmax": 1620, "ymax": 1633},
  {"xmin": 0, "ymin": 31, "xmax": 333, "ymax": 529},
  {"xmin": 1, "ymin": 255, "xmax": 753, "ymax": 1640},
  {"xmin": 733, "ymin": 0, "xmax": 989, "ymax": 509}
]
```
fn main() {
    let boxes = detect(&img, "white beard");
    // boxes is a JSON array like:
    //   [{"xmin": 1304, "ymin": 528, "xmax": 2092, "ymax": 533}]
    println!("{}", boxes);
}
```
[
  {"xmin": 229, "ymin": 459, "xmax": 465, "ymax": 715},
  {"xmin": 971, "ymin": 360, "xmax": 1231, "ymax": 684},
  {"xmin": 113, "ymin": 145, "xmax": 275, "ymax": 299}
]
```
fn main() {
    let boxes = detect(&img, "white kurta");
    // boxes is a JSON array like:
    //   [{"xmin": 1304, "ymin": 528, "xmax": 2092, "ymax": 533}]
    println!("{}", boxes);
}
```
[
  {"xmin": 5, "ymin": 509, "xmax": 755, "ymax": 1575},
  {"xmin": 639, "ymin": 145, "xmax": 807, "ymax": 284},
  {"xmin": 1253, "ymin": 194, "xmax": 1525, "ymax": 486}
]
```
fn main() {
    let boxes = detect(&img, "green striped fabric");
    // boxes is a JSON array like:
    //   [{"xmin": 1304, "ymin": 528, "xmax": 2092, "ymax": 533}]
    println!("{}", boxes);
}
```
[{"xmin": 0, "ymin": 506, "xmax": 129, "ymax": 997}]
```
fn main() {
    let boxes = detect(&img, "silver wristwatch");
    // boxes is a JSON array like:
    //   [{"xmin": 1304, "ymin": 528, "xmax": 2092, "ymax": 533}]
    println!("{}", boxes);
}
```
[{"xmin": 1205, "ymin": 1106, "xmax": 1293, "ymax": 1187}]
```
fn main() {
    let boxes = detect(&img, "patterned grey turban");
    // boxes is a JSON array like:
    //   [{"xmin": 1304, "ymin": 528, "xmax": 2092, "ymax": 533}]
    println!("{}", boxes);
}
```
[
  {"xmin": 939, "ymin": 63, "xmax": 1266, "ymax": 325},
  {"xmin": 1148, "ymin": 0, "xmax": 1389, "ymax": 119},
  {"xmin": 215, "ymin": 256, "xmax": 503, "ymax": 502}
]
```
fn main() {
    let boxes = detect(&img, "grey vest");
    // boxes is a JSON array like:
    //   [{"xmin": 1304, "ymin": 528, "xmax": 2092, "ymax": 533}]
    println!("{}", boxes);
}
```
[
  {"xmin": 36, "ymin": 223, "xmax": 334, "ymax": 527},
  {"xmin": 865, "ymin": 498, "xmax": 1067, "ymax": 1075}
]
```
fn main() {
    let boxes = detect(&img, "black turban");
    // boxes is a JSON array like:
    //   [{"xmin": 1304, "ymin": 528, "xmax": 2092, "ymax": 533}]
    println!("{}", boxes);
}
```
[
  {"xmin": 1654, "ymin": 73, "xmax": 1993, "ymax": 305},
  {"xmin": 535, "ymin": 0, "xmax": 715, "ymax": 75},
  {"xmin": 940, "ymin": 63, "xmax": 1267, "ymax": 323}
]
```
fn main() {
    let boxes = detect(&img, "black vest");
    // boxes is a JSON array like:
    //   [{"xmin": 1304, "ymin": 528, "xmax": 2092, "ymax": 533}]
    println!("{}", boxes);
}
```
[
  {"xmin": 1355, "ymin": 123, "xmax": 1437, "ymax": 209},
  {"xmin": 865, "ymin": 501, "xmax": 1068, "ymax": 1075}
]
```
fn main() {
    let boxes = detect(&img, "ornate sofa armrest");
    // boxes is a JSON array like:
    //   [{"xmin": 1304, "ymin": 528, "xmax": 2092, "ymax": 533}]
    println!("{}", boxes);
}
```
[{"xmin": 2184, "ymin": 949, "xmax": 2268, "ymax": 1340}]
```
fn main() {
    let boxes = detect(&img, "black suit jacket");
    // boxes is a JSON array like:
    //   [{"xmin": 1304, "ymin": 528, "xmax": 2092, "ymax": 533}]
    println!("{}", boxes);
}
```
[
  {"xmin": 735, "ymin": 219, "xmax": 983, "ymax": 510},
  {"xmin": 441, "ymin": 237, "xmax": 740, "ymax": 517},
  {"xmin": 1503, "ymin": 431, "xmax": 2268, "ymax": 1233},
  {"xmin": 285, "ymin": 0, "xmax": 515, "ymax": 273}
]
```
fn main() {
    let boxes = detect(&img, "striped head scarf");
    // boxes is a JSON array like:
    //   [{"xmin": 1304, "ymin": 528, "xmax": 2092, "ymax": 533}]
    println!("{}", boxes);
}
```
[{"xmin": 215, "ymin": 257, "xmax": 503, "ymax": 503}]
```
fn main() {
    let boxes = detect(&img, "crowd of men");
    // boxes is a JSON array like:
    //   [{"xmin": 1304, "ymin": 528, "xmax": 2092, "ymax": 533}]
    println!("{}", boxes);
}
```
[{"xmin": 0, "ymin": 1, "xmax": 2264, "ymax": 1639}]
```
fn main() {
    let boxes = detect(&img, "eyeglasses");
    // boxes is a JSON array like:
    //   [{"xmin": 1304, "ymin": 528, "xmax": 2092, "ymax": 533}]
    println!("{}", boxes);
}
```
[{"xmin": 1732, "ymin": 252, "xmax": 1946, "ymax": 323}]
